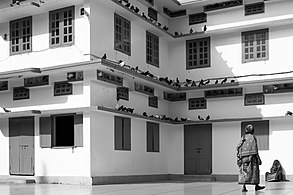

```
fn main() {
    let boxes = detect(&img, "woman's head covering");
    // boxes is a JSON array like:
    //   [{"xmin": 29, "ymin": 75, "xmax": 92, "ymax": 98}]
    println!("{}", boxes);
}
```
[{"xmin": 245, "ymin": 124, "xmax": 254, "ymax": 134}]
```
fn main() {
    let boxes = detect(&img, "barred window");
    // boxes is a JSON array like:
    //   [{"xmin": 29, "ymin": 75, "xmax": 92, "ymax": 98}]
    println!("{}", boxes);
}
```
[
  {"xmin": 146, "ymin": 31, "xmax": 159, "ymax": 67},
  {"xmin": 114, "ymin": 13, "xmax": 131, "ymax": 55},
  {"xmin": 50, "ymin": 6, "xmax": 74, "ymax": 47},
  {"xmin": 13, "ymin": 87, "xmax": 30, "ymax": 100},
  {"xmin": 10, "ymin": 16, "xmax": 32, "ymax": 55},
  {"xmin": 189, "ymin": 98, "xmax": 207, "ymax": 110},
  {"xmin": 54, "ymin": 82, "xmax": 72, "ymax": 96},
  {"xmin": 117, "ymin": 87, "xmax": 129, "ymax": 101},
  {"xmin": 189, "ymin": 13, "xmax": 207, "ymax": 25},
  {"xmin": 149, "ymin": 96, "xmax": 158, "ymax": 108},
  {"xmin": 242, "ymin": 28, "xmax": 269, "ymax": 63},
  {"xmin": 186, "ymin": 37, "xmax": 210, "ymax": 69},
  {"xmin": 245, "ymin": 2, "xmax": 264, "ymax": 16},
  {"xmin": 245, "ymin": 93, "xmax": 264, "ymax": 106}
]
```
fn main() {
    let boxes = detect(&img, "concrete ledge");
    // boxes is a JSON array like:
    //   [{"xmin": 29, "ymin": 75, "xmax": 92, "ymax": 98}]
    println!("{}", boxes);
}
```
[{"xmin": 92, "ymin": 174, "xmax": 170, "ymax": 185}]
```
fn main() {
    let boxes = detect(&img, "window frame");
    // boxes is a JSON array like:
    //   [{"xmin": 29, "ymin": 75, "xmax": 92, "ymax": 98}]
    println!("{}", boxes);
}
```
[
  {"xmin": 49, "ymin": 6, "xmax": 75, "ymax": 48},
  {"xmin": 146, "ymin": 31, "xmax": 159, "ymax": 67},
  {"xmin": 186, "ymin": 37, "xmax": 211, "ymax": 70},
  {"xmin": 114, "ymin": 13, "xmax": 131, "ymax": 56},
  {"xmin": 146, "ymin": 122, "xmax": 160, "ymax": 153},
  {"xmin": 242, "ymin": 28, "xmax": 269, "ymax": 63},
  {"xmin": 114, "ymin": 116, "xmax": 131, "ymax": 151},
  {"xmin": 10, "ymin": 16, "xmax": 32, "ymax": 55},
  {"xmin": 54, "ymin": 81, "xmax": 73, "ymax": 96},
  {"xmin": 13, "ymin": 87, "xmax": 30, "ymax": 100},
  {"xmin": 245, "ymin": 2, "xmax": 265, "ymax": 16},
  {"xmin": 189, "ymin": 97, "xmax": 207, "ymax": 110}
]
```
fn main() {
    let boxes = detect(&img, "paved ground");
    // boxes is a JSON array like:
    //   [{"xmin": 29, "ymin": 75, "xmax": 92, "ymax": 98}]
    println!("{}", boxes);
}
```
[{"xmin": 0, "ymin": 181, "xmax": 292, "ymax": 195}]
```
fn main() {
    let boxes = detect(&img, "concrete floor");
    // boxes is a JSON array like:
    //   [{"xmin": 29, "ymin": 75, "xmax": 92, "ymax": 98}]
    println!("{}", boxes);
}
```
[{"xmin": 0, "ymin": 181, "xmax": 292, "ymax": 195}]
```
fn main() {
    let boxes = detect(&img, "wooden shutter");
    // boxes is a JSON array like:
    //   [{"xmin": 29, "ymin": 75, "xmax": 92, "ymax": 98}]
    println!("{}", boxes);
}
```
[
  {"xmin": 147, "ymin": 122, "xmax": 153, "ymax": 152},
  {"xmin": 40, "ymin": 117, "xmax": 52, "ymax": 148},
  {"xmin": 123, "ymin": 118, "xmax": 131, "ymax": 150},
  {"xmin": 153, "ymin": 123, "xmax": 159, "ymax": 152},
  {"xmin": 74, "ymin": 114, "xmax": 83, "ymax": 147},
  {"xmin": 114, "ymin": 116, "xmax": 123, "ymax": 150}
]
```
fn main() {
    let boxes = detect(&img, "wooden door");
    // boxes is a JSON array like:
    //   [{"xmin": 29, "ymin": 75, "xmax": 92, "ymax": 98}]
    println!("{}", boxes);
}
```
[
  {"xmin": 9, "ymin": 117, "xmax": 34, "ymax": 175},
  {"xmin": 184, "ymin": 124, "xmax": 212, "ymax": 174}
]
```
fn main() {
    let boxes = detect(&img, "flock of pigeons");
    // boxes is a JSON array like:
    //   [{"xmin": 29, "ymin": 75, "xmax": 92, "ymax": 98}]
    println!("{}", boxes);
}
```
[
  {"xmin": 116, "ymin": 0, "xmax": 207, "ymax": 36},
  {"xmin": 101, "ymin": 53, "xmax": 234, "ymax": 88}
]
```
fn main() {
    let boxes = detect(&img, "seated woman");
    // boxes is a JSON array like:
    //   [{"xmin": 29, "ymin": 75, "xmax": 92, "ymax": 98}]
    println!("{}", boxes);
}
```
[{"xmin": 265, "ymin": 160, "xmax": 287, "ymax": 182}]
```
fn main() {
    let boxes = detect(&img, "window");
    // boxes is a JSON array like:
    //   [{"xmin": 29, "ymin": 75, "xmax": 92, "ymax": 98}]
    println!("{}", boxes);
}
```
[
  {"xmin": 148, "ymin": 7, "xmax": 157, "ymax": 21},
  {"xmin": 134, "ymin": 82, "xmax": 154, "ymax": 96},
  {"xmin": 39, "ymin": 114, "xmax": 83, "ymax": 148},
  {"xmin": 54, "ymin": 82, "xmax": 72, "ymax": 96},
  {"xmin": 245, "ymin": 93, "xmax": 264, "ymax": 106},
  {"xmin": 241, "ymin": 120, "xmax": 269, "ymax": 150},
  {"xmin": 0, "ymin": 81, "xmax": 8, "ymax": 91},
  {"xmin": 97, "ymin": 70, "xmax": 123, "ymax": 86},
  {"xmin": 114, "ymin": 116, "xmax": 131, "ymax": 150},
  {"xmin": 189, "ymin": 98, "xmax": 207, "ymax": 110},
  {"xmin": 242, "ymin": 28, "xmax": 269, "ymax": 63},
  {"xmin": 114, "ymin": 13, "xmax": 131, "ymax": 55},
  {"xmin": 189, "ymin": 13, "xmax": 207, "ymax": 25},
  {"xmin": 146, "ymin": 31, "xmax": 159, "ymax": 67},
  {"xmin": 13, "ymin": 87, "xmax": 29, "ymax": 100},
  {"xmin": 149, "ymin": 96, "xmax": 158, "ymax": 108},
  {"xmin": 117, "ymin": 86, "xmax": 129, "ymax": 101},
  {"xmin": 186, "ymin": 37, "xmax": 210, "ymax": 69},
  {"xmin": 205, "ymin": 88, "xmax": 243, "ymax": 98},
  {"xmin": 10, "ymin": 16, "xmax": 32, "ymax": 55},
  {"xmin": 245, "ymin": 2, "xmax": 264, "ymax": 16},
  {"xmin": 49, "ymin": 6, "xmax": 74, "ymax": 48},
  {"xmin": 163, "ymin": 92, "xmax": 186, "ymax": 101},
  {"xmin": 24, "ymin": 75, "xmax": 49, "ymax": 87},
  {"xmin": 147, "ymin": 122, "xmax": 159, "ymax": 152}
]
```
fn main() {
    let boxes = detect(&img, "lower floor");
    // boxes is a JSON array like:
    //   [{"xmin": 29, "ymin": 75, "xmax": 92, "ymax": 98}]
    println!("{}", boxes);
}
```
[{"xmin": 0, "ymin": 180, "xmax": 292, "ymax": 195}]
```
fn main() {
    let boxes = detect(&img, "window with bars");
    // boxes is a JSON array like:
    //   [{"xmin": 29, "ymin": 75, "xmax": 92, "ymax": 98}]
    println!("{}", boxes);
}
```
[
  {"xmin": 147, "ymin": 122, "xmax": 159, "ymax": 152},
  {"xmin": 0, "ymin": 81, "xmax": 8, "ymax": 91},
  {"xmin": 245, "ymin": 2, "xmax": 264, "ymax": 16},
  {"xmin": 49, "ymin": 6, "xmax": 74, "ymax": 48},
  {"xmin": 117, "ymin": 86, "xmax": 129, "ymax": 101},
  {"xmin": 114, "ymin": 13, "xmax": 131, "ymax": 56},
  {"xmin": 13, "ymin": 87, "xmax": 29, "ymax": 100},
  {"xmin": 186, "ymin": 37, "xmax": 210, "ymax": 69},
  {"xmin": 115, "ymin": 116, "xmax": 131, "ymax": 151},
  {"xmin": 24, "ymin": 75, "xmax": 49, "ymax": 87},
  {"xmin": 149, "ymin": 96, "xmax": 158, "ymax": 108},
  {"xmin": 189, "ymin": 12, "xmax": 207, "ymax": 25},
  {"xmin": 10, "ymin": 16, "xmax": 32, "ymax": 55},
  {"xmin": 54, "ymin": 82, "xmax": 72, "ymax": 96},
  {"xmin": 242, "ymin": 28, "xmax": 269, "ymax": 63},
  {"xmin": 163, "ymin": 92, "xmax": 186, "ymax": 101},
  {"xmin": 245, "ymin": 93, "xmax": 264, "ymax": 106},
  {"xmin": 148, "ymin": 7, "xmax": 157, "ymax": 21},
  {"xmin": 146, "ymin": 31, "xmax": 159, "ymax": 67},
  {"xmin": 189, "ymin": 98, "xmax": 207, "ymax": 110}
]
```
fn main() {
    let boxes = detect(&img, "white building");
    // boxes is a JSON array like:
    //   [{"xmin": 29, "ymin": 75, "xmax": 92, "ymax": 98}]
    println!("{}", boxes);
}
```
[{"xmin": 0, "ymin": 0, "xmax": 292, "ymax": 185}]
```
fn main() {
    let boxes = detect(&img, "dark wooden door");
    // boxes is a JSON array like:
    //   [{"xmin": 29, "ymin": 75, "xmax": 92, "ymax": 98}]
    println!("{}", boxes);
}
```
[
  {"xmin": 9, "ymin": 117, "xmax": 34, "ymax": 175},
  {"xmin": 184, "ymin": 124, "xmax": 212, "ymax": 174}
]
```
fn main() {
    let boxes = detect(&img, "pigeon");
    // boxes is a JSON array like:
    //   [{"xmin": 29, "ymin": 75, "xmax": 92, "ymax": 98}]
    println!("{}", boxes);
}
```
[
  {"xmin": 97, "ymin": 71, "xmax": 103, "ymax": 77},
  {"xmin": 141, "ymin": 13, "xmax": 147, "ymax": 20},
  {"xmin": 174, "ymin": 32, "xmax": 179, "ymax": 36},
  {"xmin": 130, "ymin": 5, "xmax": 135, "ymax": 11},
  {"xmin": 214, "ymin": 79, "xmax": 219, "ymax": 84},
  {"xmin": 191, "ymin": 81, "xmax": 197, "ymax": 87},
  {"xmin": 286, "ymin": 111, "xmax": 293, "ymax": 116},
  {"xmin": 198, "ymin": 79, "xmax": 204, "ymax": 87},
  {"xmin": 163, "ymin": 26, "xmax": 169, "ymax": 31},
  {"xmin": 101, "ymin": 53, "xmax": 107, "ymax": 59},
  {"xmin": 186, "ymin": 79, "xmax": 192, "ymax": 84},
  {"xmin": 203, "ymin": 25, "xmax": 207, "ymax": 32},
  {"xmin": 198, "ymin": 115, "xmax": 204, "ymax": 121},
  {"xmin": 143, "ymin": 112, "xmax": 148, "ymax": 117},
  {"xmin": 125, "ymin": 2, "xmax": 131, "ymax": 7},
  {"xmin": 1, "ymin": 107, "xmax": 11, "ymax": 113},
  {"xmin": 221, "ymin": 78, "xmax": 227, "ymax": 84},
  {"xmin": 231, "ymin": 79, "xmax": 235, "ymax": 83},
  {"xmin": 206, "ymin": 115, "xmax": 210, "ymax": 120},
  {"xmin": 190, "ymin": 28, "xmax": 193, "ymax": 34},
  {"xmin": 134, "ymin": 7, "xmax": 140, "ymax": 13},
  {"xmin": 157, "ymin": 22, "xmax": 161, "ymax": 27},
  {"xmin": 204, "ymin": 79, "xmax": 210, "ymax": 85},
  {"xmin": 118, "ymin": 60, "xmax": 125, "ymax": 66}
]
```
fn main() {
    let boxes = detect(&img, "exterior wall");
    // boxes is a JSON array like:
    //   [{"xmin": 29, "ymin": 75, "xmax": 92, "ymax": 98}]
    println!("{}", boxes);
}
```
[
  {"xmin": 0, "ymin": 3, "xmax": 90, "ymax": 72},
  {"xmin": 90, "ymin": 111, "xmax": 183, "ymax": 176}
]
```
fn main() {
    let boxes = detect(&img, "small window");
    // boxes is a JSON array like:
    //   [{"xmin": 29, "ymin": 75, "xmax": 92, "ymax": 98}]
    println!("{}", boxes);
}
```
[
  {"xmin": 67, "ymin": 71, "xmax": 83, "ymax": 82},
  {"xmin": 163, "ymin": 92, "xmax": 186, "ymax": 101},
  {"xmin": 40, "ymin": 114, "xmax": 83, "ymax": 148},
  {"xmin": 0, "ymin": 81, "xmax": 8, "ymax": 91},
  {"xmin": 189, "ymin": 13, "xmax": 207, "ymax": 25},
  {"xmin": 204, "ymin": 0, "xmax": 243, "ymax": 12},
  {"xmin": 149, "ymin": 96, "xmax": 158, "ymax": 108},
  {"xmin": 13, "ymin": 87, "xmax": 29, "ymax": 100},
  {"xmin": 134, "ymin": 82, "xmax": 154, "ymax": 96},
  {"xmin": 245, "ymin": 93, "xmax": 264, "ymax": 106},
  {"xmin": 186, "ymin": 37, "xmax": 210, "ymax": 69},
  {"xmin": 148, "ymin": 7, "xmax": 157, "ymax": 21},
  {"xmin": 54, "ymin": 82, "xmax": 72, "ymax": 96},
  {"xmin": 205, "ymin": 88, "xmax": 243, "ymax": 98},
  {"xmin": 242, "ymin": 28, "xmax": 269, "ymax": 63},
  {"xmin": 241, "ymin": 120, "xmax": 269, "ymax": 150},
  {"xmin": 245, "ymin": 2, "xmax": 264, "ymax": 16},
  {"xmin": 114, "ymin": 116, "xmax": 131, "ymax": 151},
  {"xmin": 24, "ymin": 75, "xmax": 49, "ymax": 87},
  {"xmin": 189, "ymin": 98, "xmax": 207, "ymax": 110},
  {"xmin": 10, "ymin": 16, "xmax": 32, "ymax": 55},
  {"xmin": 117, "ymin": 86, "xmax": 129, "ymax": 101},
  {"xmin": 114, "ymin": 13, "xmax": 131, "ymax": 55},
  {"xmin": 97, "ymin": 70, "xmax": 123, "ymax": 86},
  {"xmin": 146, "ymin": 31, "xmax": 159, "ymax": 67},
  {"xmin": 147, "ymin": 122, "xmax": 159, "ymax": 152},
  {"xmin": 49, "ymin": 6, "xmax": 75, "ymax": 48}
]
